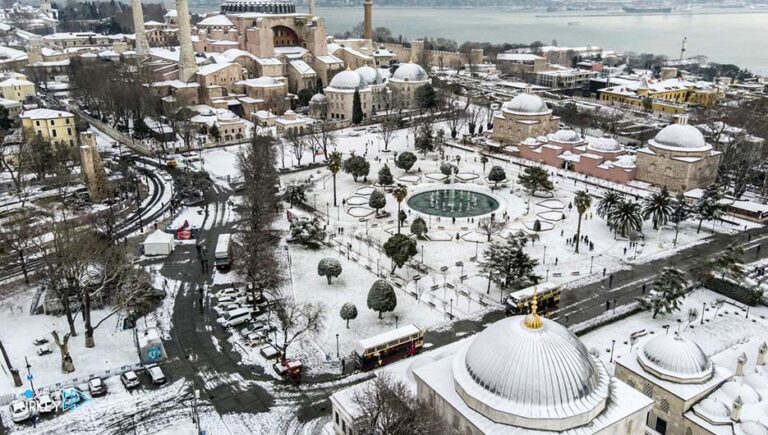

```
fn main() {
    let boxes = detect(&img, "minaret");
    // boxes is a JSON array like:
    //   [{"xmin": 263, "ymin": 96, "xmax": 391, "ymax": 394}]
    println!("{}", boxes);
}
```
[
  {"xmin": 363, "ymin": 0, "xmax": 373, "ymax": 41},
  {"xmin": 308, "ymin": 0, "xmax": 316, "ymax": 16},
  {"xmin": 131, "ymin": 0, "xmax": 150, "ymax": 56},
  {"xmin": 679, "ymin": 36, "xmax": 687, "ymax": 61},
  {"xmin": 175, "ymin": 0, "xmax": 197, "ymax": 82}
]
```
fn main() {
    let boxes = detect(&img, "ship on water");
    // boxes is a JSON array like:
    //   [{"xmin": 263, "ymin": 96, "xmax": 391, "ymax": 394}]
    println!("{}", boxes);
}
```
[{"xmin": 622, "ymin": 3, "xmax": 673, "ymax": 13}]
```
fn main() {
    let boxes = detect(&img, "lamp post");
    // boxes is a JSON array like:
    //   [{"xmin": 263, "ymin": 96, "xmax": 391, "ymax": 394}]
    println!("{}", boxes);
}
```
[
  {"xmin": 701, "ymin": 302, "xmax": 706, "ymax": 324},
  {"xmin": 336, "ymin": 333, "xmax": 339, "ymax": 358},
  {"xmin": 24, "ymin": 356, "xmax": 35, "ymax": 395},
  {"xmin": 449, "ymin": 298, "xmax": 453, "ymax": 319},
  {"xmin": 395, "ymin": 315, "xmax": 399, "ymax": 328},
  {"xmin": 609, "ymin": 339, "xmax": 616, "ymax": 363},
  {"xmin": 590, "ymin": 255, "xmax": 594, "ymax": 274},
  {"xmin": 543, "ymin": 245, "xmax": 547, "ymax": 265}
]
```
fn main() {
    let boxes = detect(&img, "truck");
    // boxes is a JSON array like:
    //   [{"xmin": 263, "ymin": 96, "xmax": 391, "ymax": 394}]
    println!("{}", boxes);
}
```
[{"xmin": 214, "ymin": 233, "xmax": 232, "ymax": 270}]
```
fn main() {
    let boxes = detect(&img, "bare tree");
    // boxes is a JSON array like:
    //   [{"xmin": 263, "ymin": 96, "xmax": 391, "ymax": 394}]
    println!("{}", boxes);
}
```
[
  {"xmin": 269, "ymin": 289, "xmax": 326, "ymax": 363},
  {"xmin": 51, "ymin": 330, "xmax": 75, "ymax": 373},
  {"xmin": 378, "ymin": 111, "xmax": 399, "ymax": 152},
  {"xmin": 478, "ymin": 217, "xmax": 504, "ymax": 242},
  {"xmin": 305, "ymin": 122, "xmax": 337, "ymax": 162},
  {"xmin": 353, "ymin": 373, "xmax": 446, "ymax": 435},
  {"xmin": 467, "ymin": 105, "xmax": 482, "ymax": 135},
  {"xmin": 444, "ymin": 92, "xmax": 466, "ymax": 140},
  {"xmin": 0, "ymin": 138, "xmax": 33, "ymax": 206},
  {"xmin": 0, "ymin": 209, "xmax": 44, "ymax": 284}
]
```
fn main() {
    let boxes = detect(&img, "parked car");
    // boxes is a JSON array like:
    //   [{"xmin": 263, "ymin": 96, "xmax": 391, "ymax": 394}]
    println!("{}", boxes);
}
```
[
  {"xmin": 214, "ymin": 302, "xmax": 241, "ymax": 316},
  {"xmin": 259, "ymin": 344, "xmax": 280, "ymax": 359},
  {"xmin": 146, "ymin": 364, "xmax": 166, "ymax": 385},
  {"xmin": 9, "ymin": 400, "xmax": 31, "ymax": 423},
  {"xmin": 214, "ymin": 288, "xmax": 242, "ymax": 299},
  {"xmin": 32, "ymin": 338, "xmax": 48, "ymax": 345},
  {"xmin": 246, "ymin": 331, "xmax": 270, "ymax": 347},
  {"xmin": 36, "ymin": 394, "xmax": 56, "ymax": 414},
  {"xmin": 217, "ymin": 307, "xmax": 252, "ymax": 328},
  {"xmin": 37, "ymin": 345, "xmax": 53, "ymax": 356},
  {"xmin": 121, "ymin": 370, "xmax": 141, "ymax": 390},
  {"xmin": 216, "ymin": 295, "xmax": 240, "ymax": 305},
  {"xmin": 88, "ymin": 377, "xmax": 107, "ymax": 397},
  {"xmin": 243, "ymin": 321, "xmax": 268, "ymax": 335}
]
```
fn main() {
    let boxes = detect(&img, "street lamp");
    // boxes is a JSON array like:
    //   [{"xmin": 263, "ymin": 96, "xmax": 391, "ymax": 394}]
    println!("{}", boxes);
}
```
[
  {"xmin": 24, "ymin": 356, "xmax": 35, "ymax": 395},
  {"xmin": 609, "ymin": 339, "xmax": 616, "ymax": 363},
  {"xmin": 590, "ymin": 255, "xmax": 594, "ymax": 274},
  {"xmin": 336, "ymin": 333, "xmax": 339, "ymax": 358},
  {"xmin": 449, "ymin": 298, "xmax": 453, "ymax": 319},
  {"xmin": 395, "ymin": 315, "xmax": 399, "ymax": 328}
]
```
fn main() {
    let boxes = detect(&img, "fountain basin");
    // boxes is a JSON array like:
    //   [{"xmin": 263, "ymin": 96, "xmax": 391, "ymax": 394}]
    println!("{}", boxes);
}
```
[{"xmin": 406, "ymin": 188, "xmax": 500, "ymax": 218}]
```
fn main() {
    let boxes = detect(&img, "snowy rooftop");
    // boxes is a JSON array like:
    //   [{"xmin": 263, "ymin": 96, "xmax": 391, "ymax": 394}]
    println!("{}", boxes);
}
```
[{"xmin": 20, "ymin": 108, "xmax": 73, "ymax": 119}]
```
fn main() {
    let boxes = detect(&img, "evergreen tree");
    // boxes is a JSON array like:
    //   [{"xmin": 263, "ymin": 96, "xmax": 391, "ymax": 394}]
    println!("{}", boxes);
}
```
[
  {"xmin": 328, "ymin": 151, "xmax": 342, "ymax": 207},
  {"xmin": 573, "ymin": 190, "xmax": 592, "ymax": 254},
  {"xmin": 414, "ymin": 122, "xmax": 434, "ymax": 155},
  {"xmin": 517, "ymin": 166, "xmax": 553, "ymax": 195},
  {"xmin": 282, "ymin": 184, "xmax": 305, "ymax": 207},
  {"xmin": 340, "ymin": 302, "xmax": 358, "ymax": 328},
  {"xmin": 643, "ymin": 186, "xmax": 673, "ymax": 230},
  {"xmin": 352, "ymin": 89, "xmax": 364, "ymax": 124},
  {"xmin": 395, "ymin": 151, "xmax": 417, "ymax": 172},
  {"xmin": 670, "ymin": 192, "xmax": 692, "ymax": 246},
  {"xmin": 367, "ymin": 279, "xmax": 397, "ymax": 319},
  {"xmin": 596, "ymin": 190, "xmax": 622, "ymax": 219},
  {"xmin": 696, "ymin": 183, "xmax": 726, "ymax": 233},
  {"xmin": 369, "ymin": 189, "xmax": 387, "ymax": 216},
  {"xmin": 415, "ymin": 84, "xmax": 437, "ymax": 110},
  {"xmin": 383, "ymin": 233, "xmax": 417, "ymax": 272},
  {"xmin": 343, "ymin": 153, "xmax": 370, "ymax": 182},
  {"xmin": 378, "ymin": 164, "xmax": 394, "ymax": 185},
  {"xmin": 410, "ymin": 217, "xmax": 428, "ymax": 240},
  {"xmin": 440, "ymin": 162, "xmax": 457, "ymax": 177},
  {"xmin": 317, "ymin": 258, "xmax": 342, "ymax": 284},
  {"xmin": 289, "ymin": 219, "xmax": 326, "ymax": 249},
  {"xmin": 709, "ymin": 244, "xmax": 745, "ymax": 281},
  {"xmin": 487, "ymin": 165, "xmax": 506, "ymax": 189},
  {"xmin": 641, "ymin": 267, "xmax": 688, "ymax": 319},
  {"xmin": 610, "ymin": 199, "xmax": 644, "ymax": 238},
  {"xmin": 479, "ymin": 231, "xmax": 539, "ymax": 291}
]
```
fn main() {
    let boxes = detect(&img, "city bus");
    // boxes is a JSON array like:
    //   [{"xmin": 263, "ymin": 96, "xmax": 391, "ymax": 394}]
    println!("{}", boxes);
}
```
[
  {"xmin": 505, "ymin": 281, "xmax": 561, "ymax": 315},
  {"xmin": 214, "ymin": 233, "xmax": 232, "ymax": 271},
  {"xmin": 355, "ymin": 324, "xmax": 424, "ymax": 371}
]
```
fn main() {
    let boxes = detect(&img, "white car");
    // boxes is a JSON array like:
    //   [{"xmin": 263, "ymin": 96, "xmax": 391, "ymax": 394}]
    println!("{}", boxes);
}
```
[
  {"xmin": 215, "ymin": 303, "xmax": 241, "ymax": 316},
  {"xmin": 146, "ymin": 364, "xmax": 166, "ymax": 385},
  {"xmin": 121, "ymin": 370, "xmax": 140, "ymax": 389},
  {"xmin": 215, "ymin": 288, "xmax": 242, "ymax": 299},
  {"xmin": 9, "ymin": 400, "xmax": 31, "ymax": 423},
  {"xmin": 216, "ymin": 295, "xmax": 239, "ymax": 305},
  {"xmin": 36, "ymin": 394, "xmax": 55, "ymax": 414}
]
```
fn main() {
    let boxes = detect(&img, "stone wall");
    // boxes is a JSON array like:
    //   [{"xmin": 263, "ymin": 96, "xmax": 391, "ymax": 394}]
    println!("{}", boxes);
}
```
[{"xmin": 635, "ymin": 145, "xmax": 719, "ymax": 192}]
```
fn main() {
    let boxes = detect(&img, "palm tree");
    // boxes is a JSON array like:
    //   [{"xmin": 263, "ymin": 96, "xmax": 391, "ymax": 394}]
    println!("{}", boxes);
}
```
[
  {"xmin": 392, "ymin": 184, "xmax": 408, "ymax": 234},
  {"xmin": 643, "ymin": 186, "xmax": 673, "ymax": 230},
  {"xmin": 480, "ymin": 155, "xmax": 488, "ymax": 174},
  {"xmin": 596, "ymin": 190, "xmax": 622, "ymax": 220},
  {"xmin": 328, "ymin": 151, "xmax": 342, "ymax": 207},
  {"xmin": 610, "ymin": 199, "xmax": 644, "ymax": 238},
  {"xmin": 573, "ymin": 190, "xmax": 592, "ymax": 254}
]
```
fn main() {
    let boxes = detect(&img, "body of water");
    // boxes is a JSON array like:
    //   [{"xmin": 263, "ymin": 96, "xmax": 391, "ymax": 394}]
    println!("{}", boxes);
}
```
[{"xmin": 314, "ymin": 7, "xmax": 768, "ymax": 74}]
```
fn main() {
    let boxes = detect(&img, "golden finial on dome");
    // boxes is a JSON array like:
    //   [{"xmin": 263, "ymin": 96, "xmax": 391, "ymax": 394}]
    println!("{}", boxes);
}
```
[{"xmin": 524, "ymin": 286, "xmax": 544, "ymax": 330}]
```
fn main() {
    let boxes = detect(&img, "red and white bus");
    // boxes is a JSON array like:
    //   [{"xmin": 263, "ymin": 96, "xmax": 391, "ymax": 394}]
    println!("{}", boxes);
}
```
[{"xmin": 354, "ymin": 324, "xmax": 424, "ymax": 371}]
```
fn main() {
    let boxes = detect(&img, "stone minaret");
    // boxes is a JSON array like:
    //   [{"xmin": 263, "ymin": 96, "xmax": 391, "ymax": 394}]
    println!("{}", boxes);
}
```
[
  {"xmin": 131, "ymin": 0, "xmax": 151, "ymax": 56},
  {"xmin": 363, "ymin": 0, "xmax": 373, "ymax": 41},
  {"xmin": 679, "ymin": 36, "xmax": 687, "ymax": 61},
  {"xmin": 79, "ymin": 132, "xmax": 112, "ymax": 203},
  {"xmin": 308, "ymin": 0, "xmax": 316, "ymax": 16},
  {"xmin": 175, "ymin": 0, "xmax": 198, "ymax": 82}
]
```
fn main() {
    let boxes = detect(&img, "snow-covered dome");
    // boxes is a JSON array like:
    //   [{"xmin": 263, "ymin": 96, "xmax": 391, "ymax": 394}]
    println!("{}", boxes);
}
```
[
  {"xmin": 221, "ymin": 0, "xmax": 295, "ymax": 14},
  {"xmin": 328, "ymin": 70, "xmax": 367, "ymax": 90},
  {"xmin": 502, "ymin": 93, "xmax": 550, "ymax": 115},
  {"xmin": 722, "ymin": 381, "xmax": 761, "ymax": 404},
  {"xmin": 739, "ymin": 421, "xmax": 768, "ymax": 435},
  {"xmin": 197, "ymin": 14, "xmax": 234, "ymax": 27},
  {"xmin": 452, "ymin": 312, "xmax": 610, "ymax": 430},
  {"xmin": 309, "ymin": 93, "xmax": 327, "ymax": 103},
  {"xmin": 744, "ymin": 373, "xmax": 768, "ymax": 390},
  {"xmin": 355, "ymin": 65, "xmax": 384, "ymax": 85},
  {"xmin": 649, "ymin": 124, "xmax": 711, "ymax": 151},
  {"xmin": 638, "ymin": 335, "xmax": 713, "ymax": 383},
  {"xmin": 694, "ymin": 397, "xmax": 730, "ymax": 419},
  {"xmin": 391, "ymin": 63, "xmax": 428, "ymax": 82},
  {"xmin": 587, "ymin": 136, "xmax": 622, "ymax": 152},
  {"xmin": 548, "ymin": 129, "xmax": 581, "ymax": 143}
]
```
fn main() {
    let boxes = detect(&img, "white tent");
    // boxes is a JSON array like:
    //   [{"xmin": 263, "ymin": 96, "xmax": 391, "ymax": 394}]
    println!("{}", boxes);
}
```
[{"xmin": 143, "ymin": 230, "xmax": 174, "ymax": 256}]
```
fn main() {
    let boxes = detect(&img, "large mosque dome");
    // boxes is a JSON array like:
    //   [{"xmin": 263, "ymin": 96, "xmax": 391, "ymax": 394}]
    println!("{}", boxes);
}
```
[
  {"xmin": 502, "ymin": 93, "xmax": 550, "ymax": 115},
  {"xmin": 649, "ymin": 124, "xmax": 711, "ymax": 151},
  {"xmin": 355, "ymin": 66, "xmax": 384, "ymax": 85},
  {"xmin": 328, "ymin": 70, "xmax": 367, "ymax": 90},
  {"xmin": 452, "ymin": 311, "xmax": 610, "ymax": 430},
  {"xmin": 221, "ymin": 0, "xmax": 296, "ymax": 14},
  {"xmin": 638, "ymin": 335, "xmax": 713, "ymax": 383},
  {"xmin": 391, "ymin": 63, "xmax": 429, "ymax": 82}
]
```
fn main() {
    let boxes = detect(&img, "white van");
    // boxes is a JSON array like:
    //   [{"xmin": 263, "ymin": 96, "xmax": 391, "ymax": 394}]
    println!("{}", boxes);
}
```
[{"xmin": 218, "ymin": 307, "xmax": 251, "ymax": 328}]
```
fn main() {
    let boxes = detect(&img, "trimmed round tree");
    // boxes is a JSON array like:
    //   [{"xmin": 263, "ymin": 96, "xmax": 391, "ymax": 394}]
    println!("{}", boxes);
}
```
[
  {"xmin": 395, "ymin": 151, "xmax": 417, "ymax": 173},
  {"xmin": 488, "ymin": 165, "xmax": 506, "ymax": 189},
  {"xmin": 340, "ymin": 302, "xmax": 358, "ymax": 328},
  {"xmin": 317, "ymin": 258, "xmax": 342, "ymax": 284},
  {"xmin": 369, "ymin": 189, "xmax": 387, "ymax": 216},
  {"xmin": 367, "ymin": 279, "xmax": 397, "ymax": 319},
  {"xmin": 378, "ymin": 164, "xmax": 394, "ymax": 186},
  {"xmin": 440, "ymin": 162, "xmax": 458, "ymax": 177},
  {"xmin": 410, "ymin": 216, "xmax": 428, "ymax": 239},
  {"xmin": 383, "ymin": 233, "xmax": 417, "ymax": 272}
]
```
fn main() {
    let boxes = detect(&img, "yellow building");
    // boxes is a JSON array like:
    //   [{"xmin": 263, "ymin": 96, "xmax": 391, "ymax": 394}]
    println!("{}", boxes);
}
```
[
  {"xmin": 0, "ymin": 77, "xmax": 36, "ymax": 102},
  {"xmin": 599, "ymin": 76, "xmax": 719, "ymax": 114},
  {"xmin": 20, "ymin": 108, "xmax": 78, "ymax": 146}
]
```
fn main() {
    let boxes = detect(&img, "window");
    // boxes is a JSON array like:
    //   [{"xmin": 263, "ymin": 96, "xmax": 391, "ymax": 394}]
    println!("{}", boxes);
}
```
[
  {"xmin": 36, "ymin": 120, "xmax": 40, "ymax": 127},
  {"xmin": 50, "ymin": 119, "xmax": 55, "ymax": 126},
  {"xmin": 659, "ymin": 399, "xmax": 670, "ymax": 414},
  {"xmin": 341, "ymin": 420, "xmax": 346, "ymax": 432},
  {"xmin": 334, "ymin": 412, "xmax": 339, "ymax": 424},
  {"xmin": 67, "ymin": 128, "xmax": 72, "ymax": 135},
  {"xmin": 52, "ymin": 129, "xmax": 57, "ymax": 138},
  {"xmin": 642, "ymin": 383, "xmax": 653, "ymax": 398}
]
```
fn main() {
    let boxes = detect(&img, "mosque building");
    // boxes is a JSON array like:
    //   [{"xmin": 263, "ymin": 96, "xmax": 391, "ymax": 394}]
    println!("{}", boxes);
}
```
[
  {"xmin": 490, "ymin": 89, "xmax": 560, "ymax": 146},
  {"xmin": 330, "ymin": 302, "xmax": 655, "ymax": 435}
]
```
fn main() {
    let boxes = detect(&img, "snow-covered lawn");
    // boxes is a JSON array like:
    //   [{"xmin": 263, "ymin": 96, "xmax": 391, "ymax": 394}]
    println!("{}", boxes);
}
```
[{"xmin": 0, "ymin": 290, "xmax": 139, "ymax": 397}]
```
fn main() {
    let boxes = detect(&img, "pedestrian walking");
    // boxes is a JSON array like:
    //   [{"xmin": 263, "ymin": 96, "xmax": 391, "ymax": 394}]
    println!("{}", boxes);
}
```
[
  {"xmin": 609, "ymin": 274, "xmax": 614, "ymax": 288},
  {"xmin": 602, "ymin": 267, "xmax": 606, "ymax": 277},
  {"xmin": 641, "ymin": 283, "xmax": 646, "ymax": 294}
]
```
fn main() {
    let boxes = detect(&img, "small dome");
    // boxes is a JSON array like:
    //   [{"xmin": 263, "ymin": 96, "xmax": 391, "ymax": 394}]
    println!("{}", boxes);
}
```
[
  {"xmin": 502, "ymin": 93, "xmax": 550, "ymax": 115},
  {"xmin": 739, "ymin": 422, "xmax": 768, "ymax": 435},
  {"xmin": 548, "ymin": 129, "xmax": 581, "ymax": 143},
  {"xmin": 355, "ymin": 65, "xmax": 383, "ymax": 85},
  {"xmin": 587, "ymin": 136, "xmax": 622, "ymax": 152},
  {"xmin": 650, "ymin": 124, "xmax": 710, "ymax": 151},
  {"xmin": 309, "ymin": 93, "xmax": 327, "ymax": 103},
  {"xmin": 695, "ymin": 397, "xmax": 730, "ymax": 419},
  {"xmin": 638, "ymin": 335, "xmax": 713, "ymax": 383},
  {"xmin": 722, "ymin": 381, "xmax": 760, "ymax": 404},
  {"xmin": 453, "ymin": 315, "xmax": 609, "ymax": 429},
  {"xmin": 391, "ymin": 63, "xmax": 428, "ymax": 82},
  {"xmin": 744, "ymin": 373, "xmax": 768, "ymax": 390},
  {"xmin": 328, "ymin": 70, "xmax": 366, "ymax": 90}
]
